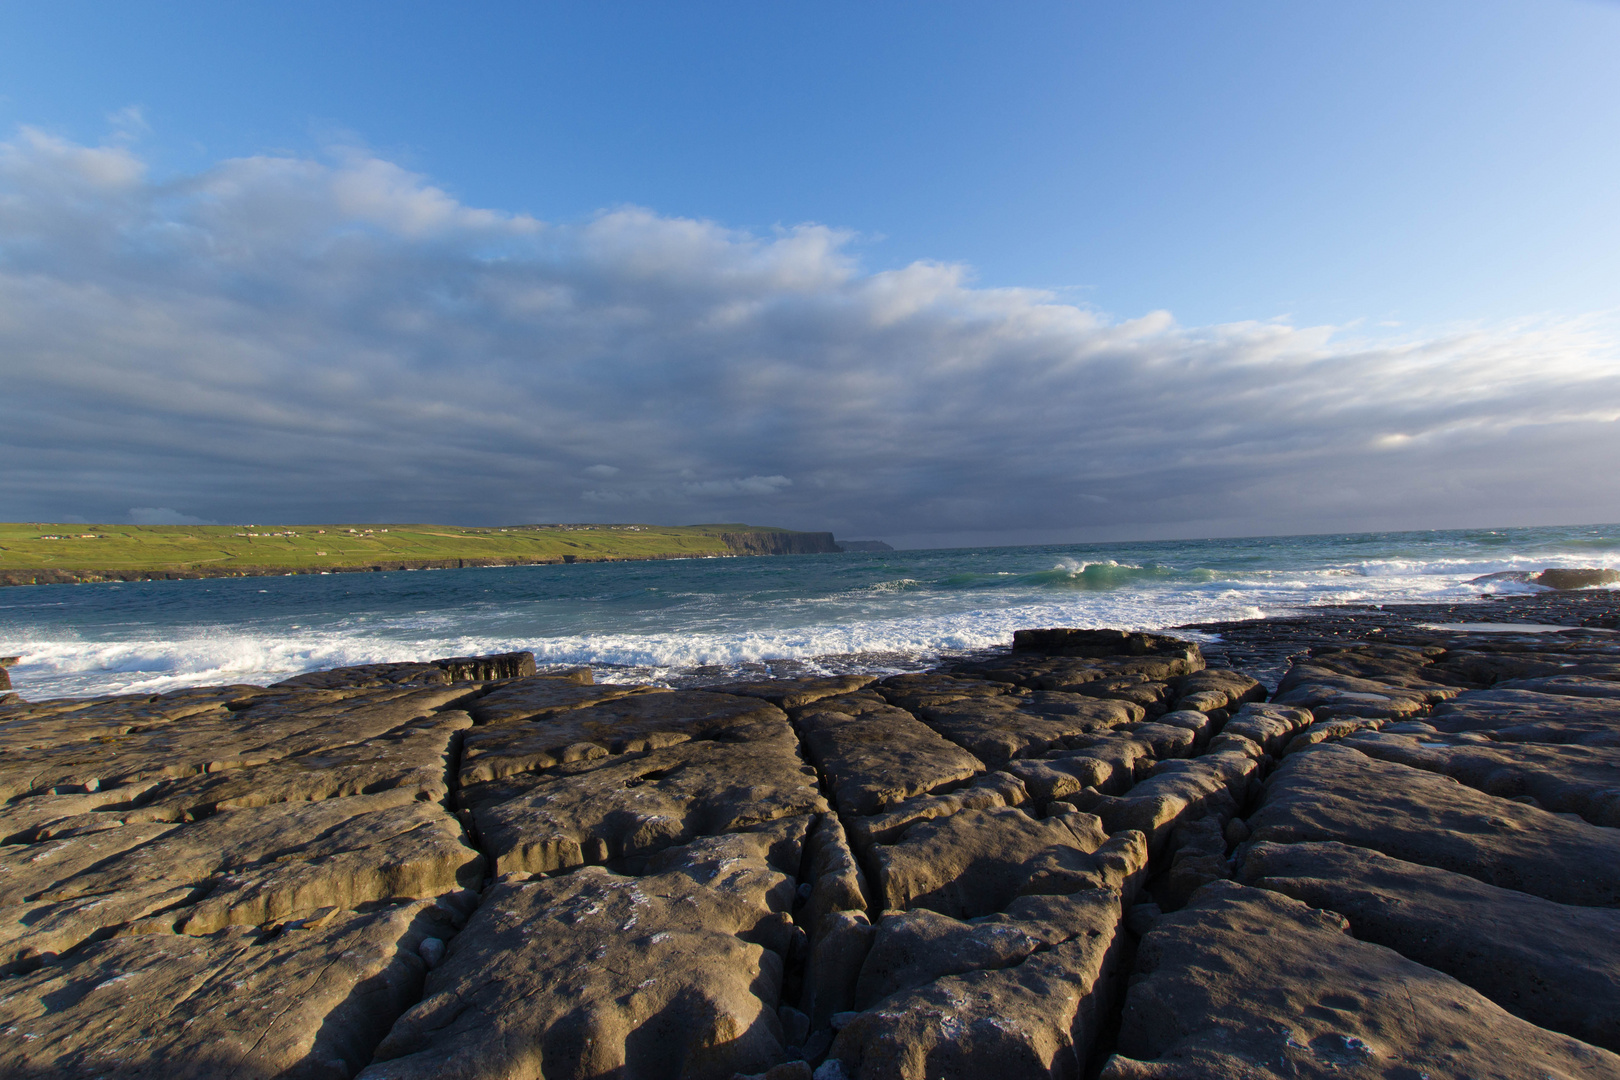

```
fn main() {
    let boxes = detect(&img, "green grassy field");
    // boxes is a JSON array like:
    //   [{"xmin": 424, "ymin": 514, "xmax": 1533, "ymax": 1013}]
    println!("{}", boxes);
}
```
[{"xmin": 0, "ymin": 521, "xmax": 827, "ymax": 583}]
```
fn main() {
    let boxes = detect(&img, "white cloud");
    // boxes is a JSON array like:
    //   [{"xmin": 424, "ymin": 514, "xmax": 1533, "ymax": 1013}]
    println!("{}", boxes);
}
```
[{"xmin": 1, "ymin": 128, "xmax": 1618, "ymax": 540}]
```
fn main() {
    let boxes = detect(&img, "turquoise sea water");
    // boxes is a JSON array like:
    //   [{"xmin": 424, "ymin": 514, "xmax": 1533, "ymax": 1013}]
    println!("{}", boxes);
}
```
[{"xmin": 3, "ymin": 524, "xmax": 1618, "ymax": 700}]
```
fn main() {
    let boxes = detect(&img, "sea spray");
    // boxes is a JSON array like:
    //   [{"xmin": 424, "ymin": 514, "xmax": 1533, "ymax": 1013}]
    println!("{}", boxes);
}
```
[{"xmin": 3, "ymin": 524, "xmax": 1616, "ymax": 698}]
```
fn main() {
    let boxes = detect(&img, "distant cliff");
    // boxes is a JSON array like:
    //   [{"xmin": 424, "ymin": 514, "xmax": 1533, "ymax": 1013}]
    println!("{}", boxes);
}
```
[{"xmin": 719, "ymin": 530, "xmax": 840, "ymax": 555}]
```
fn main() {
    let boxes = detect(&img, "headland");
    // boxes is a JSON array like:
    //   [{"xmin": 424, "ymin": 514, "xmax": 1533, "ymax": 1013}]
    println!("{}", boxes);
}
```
[{"xmin": 0, "ymin": 521, "xmax": 849, "ymax": 587}]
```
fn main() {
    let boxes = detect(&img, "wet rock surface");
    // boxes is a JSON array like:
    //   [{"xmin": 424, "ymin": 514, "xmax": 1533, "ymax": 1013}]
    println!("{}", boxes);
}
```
[{"xmin": 4, "ymin": 590, "xmax": 1620, "ymax": 1077}]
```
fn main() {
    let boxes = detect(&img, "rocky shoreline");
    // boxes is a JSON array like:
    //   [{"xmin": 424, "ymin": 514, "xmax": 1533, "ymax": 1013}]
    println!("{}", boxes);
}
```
[{"xmin": 1, "ymin": 595, "xmax": 1619, "ymax": 1077}]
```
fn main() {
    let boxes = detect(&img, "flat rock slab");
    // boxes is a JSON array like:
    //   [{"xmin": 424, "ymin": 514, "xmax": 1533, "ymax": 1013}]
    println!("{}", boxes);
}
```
[
  {"xmin": 1344, "ymin": 729, "xmax": 1620, "ymax": 826},
  {"xmin": 1247, "ymin": 743, "xmax": 1620, "ymax": 907},
  {"xmin": 458, "ymin": 691, "xmax": 782, "ymax": 784},
  {"xmin": 1217, "ymin": 703, "xmax": 1313, "ymax": 756},
  {"xmin": 794, "ymin": 697, "xmax": 984, "ymax": 816},
  {"xmin": 710, "ymin": 674, "xmax": 877, "ymax": 708},
  {"xmin": 1069, "ymin": 751, "xmax": 1258, "ymax": 854},
  {"xmin": 360, "ymin": 824, "xmax": 808, "ymax": 1080},
  {"xmin": 1425, "ymin": 687, "xmax": 1620, "ymax": 745},
  {"xmin": 1271, "ymin": 663, "xmax": 1455, "ymax": 719},
  {"xmin": 1496, "ymin": 673, "xmax": 1620, "ymax": 698},
  {"xmin": 119, "ymin": 709, "xmax": 473, "ymax": 823},
  {"xmin": 0, "ymin": 900, "xmax": 445, "ymax": 1080},
  {"xmin": 830, "ymin": 907, "xmax": 1127, "ymax": 1080},
  {"xmin": 912, "ymin": 697, "xmax": 1139, "ymax": 767},
  {"xmin": 949, "ymin": 652, "xmax": 1204, "ymax": 690},
  {"xmin": 853, "ymin": 888, "xmax": 1123, "ymax": 1010},
  {"xmin": 461, "ymin": 719, "xmax": 826, "ymax": 874},
  {"xmin": 872, "ymin": 805, "xmax": 1146, "ymax": 918},
  {"xmin": 845, "ymin": 771, "xmax": 1027, "ymax": 849},
  {"xmin": 0, "ymin": 793, "xmax": 482, "ymax": 968},
  {"xmin": 465, "ymin": 677, "xmax": 662, "ymax": 726},
  {"xmin": 1240, "ymin": 840, "xmax": 1620, "ymax": 1051},
  {"xmin": 1168, "ymin": 669, "xmax": 1265, "ymax": 713},
  {"xmin": 0, "ymin": 686, "xmax": 474, "ymax": 802},
  {"xmin": 1103, "ymin": 881, "xmax": 1620, "ymax": 1079},
  {"xmin": 0, "ymin": 687, "xmax": 267, "ymax": 752}
]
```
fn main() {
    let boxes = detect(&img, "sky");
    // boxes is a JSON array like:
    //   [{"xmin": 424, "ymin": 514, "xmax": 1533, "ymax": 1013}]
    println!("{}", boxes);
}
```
[{"xmin": 1, "ymin": 1, "xmax": 1617, "ymax": 546}]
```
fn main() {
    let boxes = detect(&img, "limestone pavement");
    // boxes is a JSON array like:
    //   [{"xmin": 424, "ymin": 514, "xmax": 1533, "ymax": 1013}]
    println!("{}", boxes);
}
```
[{"xmin": 0, "ymin": 622, "xmax": 1618, "ymax": 1078}]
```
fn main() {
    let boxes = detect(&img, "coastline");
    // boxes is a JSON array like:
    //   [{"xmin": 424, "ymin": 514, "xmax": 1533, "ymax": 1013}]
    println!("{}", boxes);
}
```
[{"xmin": 0, "ymin": 523, "xmax": 844, "ymax": 588}]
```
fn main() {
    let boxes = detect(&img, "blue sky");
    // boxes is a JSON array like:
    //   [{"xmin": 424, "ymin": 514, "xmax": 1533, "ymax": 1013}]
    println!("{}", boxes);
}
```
[{"xmin": 1, "ymin": 2, "xmax": 1618, "ymax": 543}]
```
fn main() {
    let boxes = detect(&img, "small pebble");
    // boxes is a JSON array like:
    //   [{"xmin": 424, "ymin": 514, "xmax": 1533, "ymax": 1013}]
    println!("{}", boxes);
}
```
[{"xmin": 418, "ymin": 937, "xmax": 446, "ymax": 969}]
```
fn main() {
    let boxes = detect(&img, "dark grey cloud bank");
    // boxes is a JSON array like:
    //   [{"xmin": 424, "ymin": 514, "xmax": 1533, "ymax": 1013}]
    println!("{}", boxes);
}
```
[{"xmin": 3, "ymin": 128, "xmax": 1619, "ymax": 545}]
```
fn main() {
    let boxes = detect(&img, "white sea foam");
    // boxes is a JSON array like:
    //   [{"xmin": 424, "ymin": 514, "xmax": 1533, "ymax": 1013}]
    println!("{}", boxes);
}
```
[{"xmin": 4, "ymin": 530, "xmax": 1616, "ymax": 700}]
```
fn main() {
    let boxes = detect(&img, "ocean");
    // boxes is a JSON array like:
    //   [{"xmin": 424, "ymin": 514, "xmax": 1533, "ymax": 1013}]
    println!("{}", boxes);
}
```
[{"xmin": 3, "ymin": 524, "xmax": 1618, "ymax": 700}]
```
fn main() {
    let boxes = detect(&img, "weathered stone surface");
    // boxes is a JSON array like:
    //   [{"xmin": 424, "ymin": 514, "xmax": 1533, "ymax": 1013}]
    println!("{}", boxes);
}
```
[
  {"xmin": 801, "ymin": 911, "xmax": 875, "ymax": 1032},
  {"xmin": 871, "ymin": 806, "xmax": 1146, "ymax": 918},
  {"xmin": 1168, "ymin": 669, "xmax": 1265, "ymax": 713},
  {"xmin": 270, "ymin": 651, "xmax": 539, "ymax": 690},
  {"xmin": 853, "ymin": 888, "xmax": 1123, "ymax": 1010},
  {"xmin": 878, "ymin": 675, "xmax": 1143, "ymax": 763},
  {"xmin": 1293, "ymin": 644, "xmax": 1450, "ymax": 687},
  {"xmin": 951, "ymin": 648, "xmax": 1205, "ymax": 690},
  {"xmin": 1424, "ymin": 687, "xmax": 1620, "ymax": 745},
  {"xmin": 1217, "ymin": 702, "xmax": 1313, "ymax": 755},
  {"xmin": 1153, "ymin": 709, "xmax": 1215, "ymax": 743},
  {"xmin": 1248, "ymin": 742, "xmax": 1620, "ymax": 906},
  {"xmin": 460, "ymin": 718, "xmax": 825, "ymax": 875},
  {"xmin": 1161, "ymin": 815, "xmax": 1231, "ymax": 908},
  {"xmin": 465, "ymin": 675, "xmax": 662, "ymax": 727},
  {"xmin": 828, "ymin": 893, "xmax": 1128, "ymax": 1080},
  {"xmin": 1012, "ymin": 629, "xmax": 1197, "ymax": 663},
  {"xmin": 1496, "ymin": 673, "xmax": 1620, "ymax": 698},
  {"xmin": 1009, "ymin": 731, "xmax": 1163, "ymax": 803},
  {"xmin": 432, "ymin": 651, "xmax": 540, "ymax": 681},
  {"xmin": 912, "ymin": 696, "xmax": 1139, "ymax": 766},
  {"xmin": 273, "ymin": 662, "xmax": 455, "ymax": 690},
  {"xmin": 0, "ymin": 793, "xmax": 482, "ymax": 968},
  {"xmin": 1240, "ymin": 840, "xmax": 1620, "ymax": 1051},
  {"xmin": 1271, "ymin": 662, "xmax": 1454, "ymax": 719},
  {"xmin": 360, "ymin": 823, "xmax": 807, "ymax": 1080},
  {"xmin": 714, "ymin": 674, "xmax": 877, "ymax": 708},
  {"xmin": 801, "ymin": 813, "xmax": 871, "ymax": 931},
  {"xmin": 1278, "ymin": 715, "xmax": 1385, "ymax": 756},
  {"xmin": 121, "ymin": 709, "xmax": 472, "ymax": 822},
  {"xmin": 0, "ymin": 686, "xmax": 268, "ymax": 752},
  {"xmin": 0, "ymin": 685, "xmax": 474, "ymax": 802},
  {"xmin": 12, "ymin": 617, "xmax": 1620, "ymax": 1080},
  {"xmin": 1066, "ymin": 675, "xmax": 1174, "ymax": 716},
  {"xmin": 1534, "ymin": 567, "xmax": 1620, "ymax": 590},
  {"xmin": 1344, "ymin": 729, "xmax": 1620, "ymax": 826},
  {"xmin": 458, "ymin": 690, "xmax": 775, "ymax": 784},
  {"xmin": 1112, "ymin": 721, "xmax": 1197, "ymax": 759},
  {"xmin": 1102, "ymin": 881, "xmax": 1620, "ymax": 1079},
  {"xmin": 1067, "ymin": 751, "xmax": 1259, "ymax": 855},
  {"xmin": 844, "ymin": 771, "xmax": 1027, "ymax": 849},
  {"xmin": 794, "ymin": 697, "xmax": 983, "ymax": 816},
  {"xmin": 0, "ymin": 901, "xmax": 448, "ymax": 1079}
]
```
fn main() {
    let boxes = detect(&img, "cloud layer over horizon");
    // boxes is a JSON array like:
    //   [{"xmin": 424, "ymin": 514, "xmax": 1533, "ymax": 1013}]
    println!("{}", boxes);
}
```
[{"xmin": 3, "ymin": 127, "xmax": 1619, "ymax": 545}]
